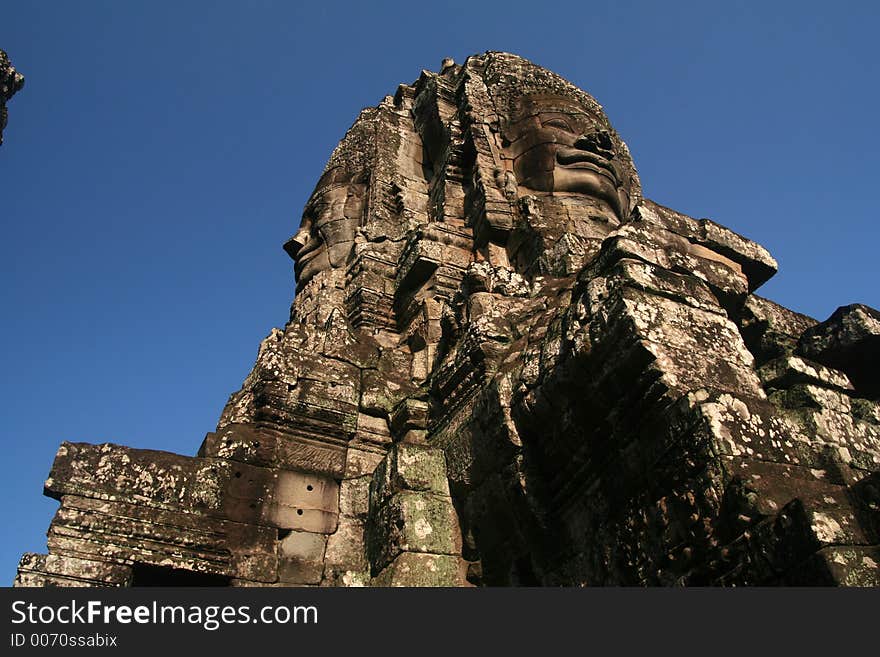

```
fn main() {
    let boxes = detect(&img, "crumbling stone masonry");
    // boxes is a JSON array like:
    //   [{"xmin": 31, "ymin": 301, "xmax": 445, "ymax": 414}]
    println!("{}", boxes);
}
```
[
  {"xmin": 16, "ymin": 52, "xmax": 880, "ymax": 586},
  {"xmin": 1, "ymin": 49, "xmax": 24, "ymax": 146}
]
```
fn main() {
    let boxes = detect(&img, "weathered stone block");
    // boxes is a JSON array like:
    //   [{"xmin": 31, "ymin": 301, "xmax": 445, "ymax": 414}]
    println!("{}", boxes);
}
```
[
  {"xmin": 199, "ymin": 423, "xmax": 277, "ymax": 467},
  {"xmin": 274, "ymin": 434, "xmax": 347, "ymax": 478},
  {"xmin": 356, "ymin": 412, "xmax": 392, "ymax": 446},
  {"xmin": 339, "ymin": 475, "xmax": 371, "ymax": 518},
  {"xmin": 15, "ymin": 553, "xmax": 131, "ymax": 587},
  {"xmin": 390, "ymin": 398, "xmax": 429, "ymax": 437},
  {"xmin": 367, "ymin": 491, "xmax": 461, "ymax": 573},
  {"xmin": 759, "ymin": 355, "xmax": 854, "ymax": 392},
  {"xmin": 634, "ymin": 200, "xmax": 777, "ymax": 291},
  {"xmin": 322, "ymin": 516, "xmax": 369, "ymax": 587},
  {"xmin": 371, "ymin": 444, "xmax": 450, "ymax": 510},
  {"xmin": 278, "ymin": 531, "xmax": 327, "ymax": 584},
  {"xmin": 263, "ymin": 470, "xmax": 339, "ymax": 533},
  {"xmin": 44, "ymin": 494, "xmax": 278, "ymax": 582},
  {"xmin": 784, "ymin": 546, "xmax": 880, "ymax": 586},
  {"xmin": 737, "ymin": 295, "xmax": 817, "ymax": 366},
  {"xmin": 799, "ymin": 304, "xmax": 880, "ymax": 399},
  {"xmin": 345, "ymin": 444, "xmax": 386, "ymax": 478},
  {"xmin": 371, "ymin": 552, "xmax": 461, "ymax": 587}
]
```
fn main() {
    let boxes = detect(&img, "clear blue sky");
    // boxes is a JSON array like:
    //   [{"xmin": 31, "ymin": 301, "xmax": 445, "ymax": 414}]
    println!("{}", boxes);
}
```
[{"xmin": 2, "ymin": 1, "xmax": 878, "ymax": 583}]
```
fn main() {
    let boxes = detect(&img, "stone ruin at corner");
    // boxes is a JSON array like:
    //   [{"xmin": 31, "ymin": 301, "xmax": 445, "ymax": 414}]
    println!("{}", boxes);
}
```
[
  {"xmin": 15, "ymin": 52, "xmax": 880, "ymax": 586},
  {"xmin": 1, "ymin": 49, "xmax": 25, "ymax": 147}
]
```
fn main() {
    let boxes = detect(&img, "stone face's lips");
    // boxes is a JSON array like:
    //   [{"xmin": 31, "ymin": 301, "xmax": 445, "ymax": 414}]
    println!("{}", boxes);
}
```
[
  {"xmin": 296, "ymin": 238, "xmax": 319, "ymax": 262},
  {"xmin": 555, "ymin": 147, "xmax": 618, "ymax": 183},
  {"xmin": 293, "ymin": 238, "xmax": 323, "ymax": 281}
]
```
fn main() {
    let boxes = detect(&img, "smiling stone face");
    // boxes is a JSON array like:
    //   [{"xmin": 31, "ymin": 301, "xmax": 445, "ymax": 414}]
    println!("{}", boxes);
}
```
[
  {"xmin": 284, "ymin": 170, "xmax": 368, "ymax": 289},
  {"xmin": 502, "ymin": 94, "xmax": 637, "ymax": 224}
]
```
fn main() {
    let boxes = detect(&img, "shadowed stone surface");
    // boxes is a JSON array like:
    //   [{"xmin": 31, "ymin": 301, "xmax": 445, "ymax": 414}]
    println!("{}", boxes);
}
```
[
  {"xmin": 798, "ymin": 305, "xmax": 880, "ymax": 400},
  {"xmin": 16, "ymin": 52, "xmax": 880, "ymax": 587}
]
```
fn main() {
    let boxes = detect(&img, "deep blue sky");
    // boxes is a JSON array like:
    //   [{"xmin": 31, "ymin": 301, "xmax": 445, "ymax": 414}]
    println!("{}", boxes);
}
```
[{"xmin": 2, "ymin": 1, "xmax": 878, "ymax": 583}]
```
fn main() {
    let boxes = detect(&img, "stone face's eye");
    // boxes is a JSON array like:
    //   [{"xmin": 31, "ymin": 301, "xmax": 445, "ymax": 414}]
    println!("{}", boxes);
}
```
[{"xmin": 542, "ymin": 118, "xmax": 574, "ymax": 132}]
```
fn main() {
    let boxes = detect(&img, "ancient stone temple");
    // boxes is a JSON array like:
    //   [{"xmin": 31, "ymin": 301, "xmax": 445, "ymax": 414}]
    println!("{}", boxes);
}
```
[
  {"xmin": 1, "ymin": 49, "xmax": 24, "ymax": 146},
  {"xmin": 16, "ymin": 52, "xmax": 880, "ymax": 587}
]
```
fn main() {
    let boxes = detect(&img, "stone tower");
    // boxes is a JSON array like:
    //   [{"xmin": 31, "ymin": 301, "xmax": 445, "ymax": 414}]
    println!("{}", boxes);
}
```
[{"xmin": 16, "ymin": 52, "xmax": 880, "ymax": 586}]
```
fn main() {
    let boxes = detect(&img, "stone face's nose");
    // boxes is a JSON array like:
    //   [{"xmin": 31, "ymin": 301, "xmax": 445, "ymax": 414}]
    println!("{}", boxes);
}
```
[
  {"xmin": 282, "ymin": 221, "xmax": 311, "ymax": 261},
  {"xmin": 291, "ymin": 224, "xmax": 310, "ymax": 248},
  {"xmin": 574, "ymin": 130, "xmax": 615, "ymax": 157}
]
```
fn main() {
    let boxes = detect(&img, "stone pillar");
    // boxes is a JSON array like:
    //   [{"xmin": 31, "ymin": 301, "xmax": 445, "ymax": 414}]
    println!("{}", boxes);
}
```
[{"xmin": 366, "ymin": 444, "xmax": 464, "ymax": 586}]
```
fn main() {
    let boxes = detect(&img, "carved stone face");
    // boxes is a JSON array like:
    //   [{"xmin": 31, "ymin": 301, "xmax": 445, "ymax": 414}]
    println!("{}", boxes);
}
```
[
  {"xmin": 502, "ymin": 94, "xmax": 635, "ymax": 222},
  {"xmin": 284, "ymin": 174, "xmax": 367, "ymax": 287}
]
